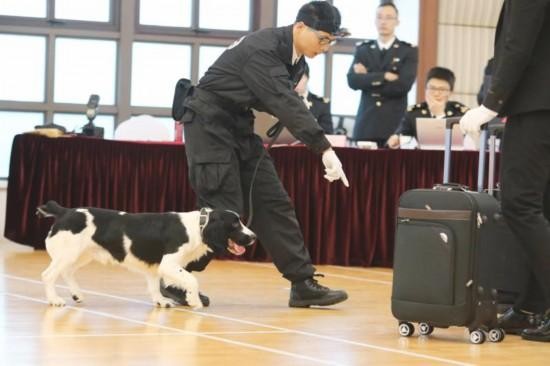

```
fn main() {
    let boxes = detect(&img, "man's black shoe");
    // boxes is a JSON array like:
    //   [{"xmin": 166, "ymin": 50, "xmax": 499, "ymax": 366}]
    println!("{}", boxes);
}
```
[
  {"xmin": 289, "ymin": 276, "xmax": 348, "ymax": 308},
  {"xmin": 521, "ymin": 316, "xmax": 550, "ymax": 342},
  {"xmin": 159, "ymin": 281, "xmax": 210, "ymax": 307},
  {"xmin": 497, "ymin": 308, "xmax": 538, "ymax": 335}
]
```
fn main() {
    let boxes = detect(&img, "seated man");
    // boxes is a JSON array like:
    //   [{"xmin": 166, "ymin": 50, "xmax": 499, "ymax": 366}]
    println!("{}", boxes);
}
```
[
  {"xmin": 387, "ymin": 66, "xmax": 468, "ymax": 149},
  {"xmin": 295, "ymin": 63, "xmax": 334, "ymax": 134}
]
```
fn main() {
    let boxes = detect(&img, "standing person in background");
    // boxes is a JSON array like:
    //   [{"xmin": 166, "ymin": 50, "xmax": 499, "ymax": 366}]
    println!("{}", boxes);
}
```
[
  {"xmin": 295, "ymin": 63, "xmax": 334, "ymax": 134},
  {"xmin": 162, "ymin": 1, "xmax": 350, "ymax": 309},
  {"xmin": 387, "ymin": 67, "xmax": 468, "ymax": 149},
  {"xmin": 460, "ymin": 0, "xmax": 550, "ymax": 342},
  {"xmin": 347, "ymin": 2, "xmax": 417, "ymax": 147}
]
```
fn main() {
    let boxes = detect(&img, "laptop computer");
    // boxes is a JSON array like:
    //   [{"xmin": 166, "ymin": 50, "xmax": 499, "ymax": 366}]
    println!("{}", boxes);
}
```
[
  {"xmin": 415, "ymin": 117, "xmax": 464, "ymax": 150},
  {"xmin": 253, "ymin": 110, "xmax": 299, "ymax": 145}
]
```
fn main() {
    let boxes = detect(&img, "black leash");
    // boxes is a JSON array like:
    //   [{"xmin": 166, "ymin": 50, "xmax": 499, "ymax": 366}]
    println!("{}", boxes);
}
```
[{"xmin": 246, "ymin": 121, "xmax": 284, "ymax": 227}]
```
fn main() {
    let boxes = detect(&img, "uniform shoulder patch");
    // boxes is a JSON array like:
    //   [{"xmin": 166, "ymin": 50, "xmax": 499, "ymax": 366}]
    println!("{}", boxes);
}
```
[
  {"xmin": 356, "ymin": 39, "xmax": 375, "ymax": 46},
  {"xmin": 408, "ymin": 103, "xmax": 423, "ymax": 112}
]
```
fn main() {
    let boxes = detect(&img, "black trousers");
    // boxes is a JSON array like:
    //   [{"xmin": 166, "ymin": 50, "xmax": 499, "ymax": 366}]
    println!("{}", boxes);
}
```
[
  {"xmin": 501, "ymin": 110, "xmax": 550, "ymax": 314},
  {"xmin": 181, "ymin": 100, "xmax": 315, "ymax": 282}
]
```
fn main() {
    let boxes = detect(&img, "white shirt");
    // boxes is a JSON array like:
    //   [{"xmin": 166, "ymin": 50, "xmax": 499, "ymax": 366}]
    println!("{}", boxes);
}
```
[
  {"xmin": 377, "ymin": 37, "xmax": 396, "ymax": 51},
  {"xmin": 292, "ymin": 44, "xmax": 301, "ymax": 65}
]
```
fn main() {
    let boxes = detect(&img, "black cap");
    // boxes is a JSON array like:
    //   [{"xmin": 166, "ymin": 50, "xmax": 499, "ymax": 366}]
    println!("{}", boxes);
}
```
[{"xmin": 296, "ymin": 1, "xmax": 350, "ymax": 37}]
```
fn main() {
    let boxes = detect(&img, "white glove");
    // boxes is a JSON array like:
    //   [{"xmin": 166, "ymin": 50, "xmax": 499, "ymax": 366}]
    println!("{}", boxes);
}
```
[
  {"xmin": 459, "ymin": 105, "xmax": 497, "ymax": 135},
  {"xmin": 322, "ymin": 149, "xmax": 349, "ymax": 187}
]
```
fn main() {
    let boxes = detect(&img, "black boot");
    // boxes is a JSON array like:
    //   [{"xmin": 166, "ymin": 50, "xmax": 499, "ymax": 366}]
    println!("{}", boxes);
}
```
[
  {"xmin": 159, "ymin": 280, "xmax": 210, "ymax": 307},
  {"xmin": 521, "ymin": 315, "xmax": 550, "ymax": 342},
  {"xmin": 289, "ymin": 275, "xmax": 348, "ymax": 308},
  {"xmin": 497, "ymin": 307, "xmax": 539, "ymax": 335}
]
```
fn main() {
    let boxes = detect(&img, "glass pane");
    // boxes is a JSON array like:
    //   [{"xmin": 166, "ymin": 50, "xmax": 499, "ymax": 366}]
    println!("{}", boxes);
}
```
[
  {"xmin": 139, "ymin": 0, "xmax": 192, "ymax": 27},
  {"xmin": 332, "ymin": 0, "xmax": 378, "ymax": 40},
  {"xmin": 333, "ymin": 0, "xmax": 419, "ymax": 43},
  {"xmin": 276, "ymin": 0, "xmax": 309, "ymax": 27},
  {"xmin": 0, "ymin": 111, "xmax": 43, "ymax": 178},
  {"xmin": 198, "ymin": 45, "xmax": 225, "ymax": 80},
  {"xmin": 0, "ymin": 0, "xmax": 46, "ymax": 18},
  {"xmin": 53, "ymin": 113, "xmax": 115, "ymax": 139},
  {"xmin": 54, "ymin": 38, "xmax": 117, "ymax": 105},
  {"xmin": 305, "ymin": 54, "xmax": 325, "ymax": 97},
  {"xmin": 331, "ymin": 53, "xmax": 360, "ymax": 116},
  {"xmin": 394, "ymin": 0, "xmax": 420, "ymax": 45},
  {"xmin": 199, "ymin": 0, "xmax": 250, "ymax": 31},
  {"xmin": 131, "ymin": 42, "xmax": 191, "ymax": 108},
  {"xmin": 55, "ymin": 0, "xmax": 110, "ymax": 22},
  {"xmin": 0, "ymin": 34, "xmax": 46, "ymax": 102}
]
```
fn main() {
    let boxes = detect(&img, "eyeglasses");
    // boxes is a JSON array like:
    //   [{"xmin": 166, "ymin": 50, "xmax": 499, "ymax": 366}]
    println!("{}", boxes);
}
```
[
  {"xmin": 376, "ymin": 16, "xmax": 398, "ymax": 21},
  {"xmin": 307, "ymin": 27, "xmax": 337, "ymax": 46},
  {"xmin": 426, "ymin": 86, "xmax": 451, "ymax": 94}
]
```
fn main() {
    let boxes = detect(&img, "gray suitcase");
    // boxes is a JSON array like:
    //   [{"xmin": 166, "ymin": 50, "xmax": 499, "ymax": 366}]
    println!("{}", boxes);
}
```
[{"xmin": 391, "ymin": 118, "xmax": 528, "ymax": 344}]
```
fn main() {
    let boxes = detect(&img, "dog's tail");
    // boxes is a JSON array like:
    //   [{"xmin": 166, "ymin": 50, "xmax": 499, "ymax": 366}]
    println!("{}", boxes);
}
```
[{"xmin": 36, "ymin": 200, "xmax": 68, "ymax": 218}]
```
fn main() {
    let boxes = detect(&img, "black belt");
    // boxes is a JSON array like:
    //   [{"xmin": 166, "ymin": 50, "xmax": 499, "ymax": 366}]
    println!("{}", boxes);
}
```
[{"xmin": 193, "ymin": 87, "xmax": 249, "ymax": 115}]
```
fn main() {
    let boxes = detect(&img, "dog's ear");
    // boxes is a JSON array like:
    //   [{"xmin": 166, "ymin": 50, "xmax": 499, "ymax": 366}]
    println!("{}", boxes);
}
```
[{"xmin": 201, "ymin": 212, "xmax": 229, "ymax": 254}]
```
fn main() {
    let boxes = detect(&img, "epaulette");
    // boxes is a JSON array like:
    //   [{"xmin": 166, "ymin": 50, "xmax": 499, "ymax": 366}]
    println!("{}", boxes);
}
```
[
  {"xmin": 407, "ymin": 103, "xmax": 424, "ymax": 112},
  {"xmin": 356, "ymin": 39, "xmax": 375, "ymax": 47},
  {"xmin": 452, "ymin": 102, "xmax": 469, "ymax": 114},
  {"xmin": 322, "ymin": 97, "xmax": 330, "ymax": 103}
]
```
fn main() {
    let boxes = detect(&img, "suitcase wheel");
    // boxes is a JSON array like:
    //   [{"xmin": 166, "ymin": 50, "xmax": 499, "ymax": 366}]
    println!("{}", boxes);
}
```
[
  {"xmin": 488, "ymin": 328, "xmax": 505, "ymax": 343},
  {"xmin": 398, "ymin": 322, "xmax": 414, "ymax": 337},
  {"xmin": 418, "ymin": 322, "xmax": 434, "ymax": 336},
  {"xmin": 469, "ymin": 329, "xmax": 486, "ymax": 344}
]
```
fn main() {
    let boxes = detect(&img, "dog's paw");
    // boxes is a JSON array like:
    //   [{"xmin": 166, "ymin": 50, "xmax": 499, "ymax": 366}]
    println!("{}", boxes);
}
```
[
  {"xmin": 153, "ymin": 296, "xmax": 178, "ymax": 308},
  {"xmin": 186, "ymin": 293, "xmax": 203, "ymax": 310},
  {"xmin": 72, "ymin": 293, "xmax": 84, "ymax": 303},
  {"xmin": 48, "ymin": 296, "xmax": 66, "ymax": 307}
]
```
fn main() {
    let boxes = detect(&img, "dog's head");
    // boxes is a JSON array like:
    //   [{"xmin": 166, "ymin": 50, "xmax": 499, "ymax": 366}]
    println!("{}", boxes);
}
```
[{"xmin": 200, "ymin": 209, "xmax": 256, "ymax": 256}]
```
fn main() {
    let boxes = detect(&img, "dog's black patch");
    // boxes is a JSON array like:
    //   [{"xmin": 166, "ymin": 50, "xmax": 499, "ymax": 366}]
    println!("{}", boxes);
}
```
[
  {"xmin": 88, "ymin": 208, "xmax": 189, "ymax": 265},
  {"xmin": 50, "ymin": 210, "xmax": 87, "ymax": 237}
]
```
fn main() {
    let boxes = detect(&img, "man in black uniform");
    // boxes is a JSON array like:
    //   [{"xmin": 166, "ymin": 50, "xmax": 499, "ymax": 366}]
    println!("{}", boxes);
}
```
[
  {"xmin": 460, "ymin": 0, "xmax": 550, "ymax": 341},
  {"xmin": 387, "ymin": 67, "xmax": 468, "ymax": 148},
  {"xmin": 295, "ymin": 63, "xmax": 334, "ymax": 134},
  {"xmin": 163, "ymin": 1, "xmax": 350, "ymax": 308},
  {"xmin": 347, "ymin": 2, "xmax": 418, "ymax": 147}
]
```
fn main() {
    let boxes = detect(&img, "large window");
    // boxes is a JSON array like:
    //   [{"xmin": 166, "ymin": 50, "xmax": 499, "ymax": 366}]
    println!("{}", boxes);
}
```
[
  {"xmin": 0, "ymin": 34, "xmax": 46, "ymax": 102},
  {"xmin": 139, "ymin": 0, "xmax": 191, "ymax": 27},
  {"xmin": 0, "ymin": 0, "xmax": 420, "ymax": 179},
  {"xmin": 0, "ymin": 111, "xmax": 43, "ymax": 178},
  {"xmin": 0, "ymin": 0, "xmax": 47, "ymax": 18},
  {"xmin": 54, "ymin": 38, "xmax": 117, "ymax": 105},
  {"xmin": 131, "ymin": 42, "xmax": 191, "ymax": 108}
]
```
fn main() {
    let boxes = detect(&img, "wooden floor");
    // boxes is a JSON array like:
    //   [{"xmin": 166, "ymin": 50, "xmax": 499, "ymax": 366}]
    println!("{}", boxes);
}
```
[{"xmin": 1, "ymin": 243, "xmax": 549, "ymax": 366}]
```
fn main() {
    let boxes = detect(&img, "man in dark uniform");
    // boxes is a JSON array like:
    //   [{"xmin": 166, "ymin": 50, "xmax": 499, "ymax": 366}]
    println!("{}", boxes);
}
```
[
  {"xmin": 387, "ymin": 67, "xmax": 468, "ymax": 148},
  {"xmin": 295, "ymin": 63, "xmax": 334, "ymax": 134},
  {"xmin": 460, "ymin": 0, "xmax": 550, "ymax": 341},
  {"xmin": 162, "ymin": 1, "xmax": 350, "ymax": 308},
  {"xmin": 347, "ymin": 2, "xmax": 418, "ymax": 147}
]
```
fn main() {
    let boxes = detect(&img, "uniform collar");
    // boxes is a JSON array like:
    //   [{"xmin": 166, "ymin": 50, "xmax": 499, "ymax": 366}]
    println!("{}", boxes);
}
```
[
  {"xmin": 292, "ymin": 44, "xmax": 301, "ymax": 65},
  {"xmin": 377, "ymin": 37, "xmax": 396, "ymax": 50}
]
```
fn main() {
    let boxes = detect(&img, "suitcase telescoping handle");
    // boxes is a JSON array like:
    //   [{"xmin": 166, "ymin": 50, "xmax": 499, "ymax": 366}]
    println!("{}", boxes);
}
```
[
  {"xmin": 442, "ymin": 117, "xmax": 461, "ymax": 185},
  {"xmin": 443, "ymin": 117, "xmax": 504, "ymax": 193}
]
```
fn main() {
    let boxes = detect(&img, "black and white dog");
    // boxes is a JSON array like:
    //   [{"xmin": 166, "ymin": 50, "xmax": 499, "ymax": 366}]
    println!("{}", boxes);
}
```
[{"xmin": 37, "ymin": 201, "xmax": 256, "ymax": 309}]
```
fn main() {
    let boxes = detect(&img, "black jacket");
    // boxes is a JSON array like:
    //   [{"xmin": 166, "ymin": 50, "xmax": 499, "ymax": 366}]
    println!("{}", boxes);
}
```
[
  {"xmin": 196, "ymin": 25, "xmax": 330, "ymax": 154},
  {"xmin": 484, "ymin": 0, "xmax": 550, "ymax": 116},
  {"xmin": 347, "ymin": 38, "xmax": 418, "ymax": 140},
  {"xmin": 304, "ymin": 92, "xmax": 333, "ymax": 134},
  {"xmin": 394, "ymin": 101, "xmax": 469, "ymax": 138}
]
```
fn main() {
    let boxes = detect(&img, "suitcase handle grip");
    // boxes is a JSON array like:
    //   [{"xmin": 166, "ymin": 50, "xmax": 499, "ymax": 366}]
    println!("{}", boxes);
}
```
[{"xmin": 433, "ymin": 183, "xmax": 469, "ymax": 192}]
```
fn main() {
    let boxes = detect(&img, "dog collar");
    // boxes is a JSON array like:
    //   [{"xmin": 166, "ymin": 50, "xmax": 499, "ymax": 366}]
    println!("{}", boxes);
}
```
[{"xmin": 199, "ymin": 208, "xmax": 210, "ymax": 235}]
